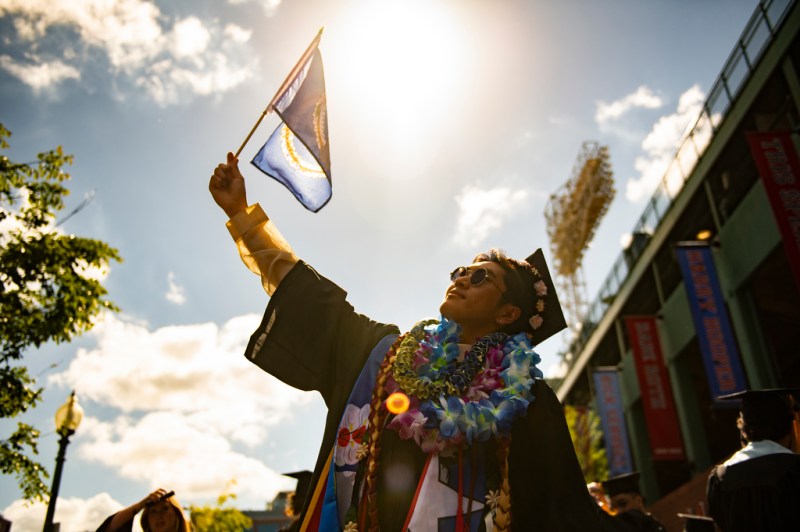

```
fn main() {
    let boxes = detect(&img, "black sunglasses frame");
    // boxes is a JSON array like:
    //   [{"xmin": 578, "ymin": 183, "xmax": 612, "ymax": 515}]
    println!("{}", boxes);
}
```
[{"xmin": 450, "ymin": 266, "xmax": 507, "ymax": 300}]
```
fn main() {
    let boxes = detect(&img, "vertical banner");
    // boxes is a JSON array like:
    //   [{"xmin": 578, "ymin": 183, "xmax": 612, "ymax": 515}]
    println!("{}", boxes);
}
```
[
  {"xmin": 624, "ymin": 316, "xmax": 686, "ymax": 460},
  {"xmin": 675, "ymin": 243, "xmax": 747, "ymax": 402},
  {"xmin": 746, "ymin": 131, "xmax": 800, "ymax": 290},
  {"xmin": 592, "ymin": 368, "xmax": 634, "ymax": 476}
]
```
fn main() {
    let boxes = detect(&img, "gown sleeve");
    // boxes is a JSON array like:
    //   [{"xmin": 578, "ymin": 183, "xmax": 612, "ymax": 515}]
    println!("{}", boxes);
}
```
[
  {"xmin": 508, "ymin": 379, "xmax": 604, "ymax": 530},
  {"xmin": 226, "ymin": 203, "xmax": 299, "ymax": 296},
  {"xmin": 244, "ymin": 260, "xmax": 399, "ymax": 407},
  {"xmin": 95, "ymin": 513, "xmax": 133, "ymax": 532}
]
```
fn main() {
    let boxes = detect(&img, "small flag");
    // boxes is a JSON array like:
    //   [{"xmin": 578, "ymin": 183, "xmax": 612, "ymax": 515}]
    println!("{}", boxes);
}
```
[{"xmin": 251, "ymin": 45, "xmax": 331, "ymax": 212}]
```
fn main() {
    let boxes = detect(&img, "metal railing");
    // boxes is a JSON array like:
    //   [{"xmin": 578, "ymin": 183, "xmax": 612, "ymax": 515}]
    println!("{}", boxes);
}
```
[{"xmin": 562, "ymin": 0, "xmax": 796, "ymax": 365}]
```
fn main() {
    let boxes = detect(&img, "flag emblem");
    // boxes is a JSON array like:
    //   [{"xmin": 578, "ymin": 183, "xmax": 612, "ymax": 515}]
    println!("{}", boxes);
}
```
[{"xmin": 251, "ymin": 45, "xmax": 331, "ymax": 212}]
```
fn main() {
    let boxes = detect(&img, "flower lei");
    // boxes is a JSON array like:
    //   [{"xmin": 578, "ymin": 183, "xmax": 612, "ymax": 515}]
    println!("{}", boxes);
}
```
[{"xmin": 385, "ymin": 317, "xmax": 543, "ymax": 453}]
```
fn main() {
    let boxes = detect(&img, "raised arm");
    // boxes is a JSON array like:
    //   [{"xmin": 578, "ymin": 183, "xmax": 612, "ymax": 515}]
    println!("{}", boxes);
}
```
[
  {"xmin": 99, "ymin": 489, "xmax": 167, "ymax": 532},
  {"xmin": 209, "ymin": 152, "xmax": 298, "ymax": 295}
]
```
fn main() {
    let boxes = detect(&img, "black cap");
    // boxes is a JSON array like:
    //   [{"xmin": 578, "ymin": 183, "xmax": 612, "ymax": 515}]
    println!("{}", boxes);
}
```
[
  {"xmin": 716, "ymin": 388, "xmax": 799, "ymax": 421},
  {"xmin": 717, "ymin": 388, "xmax": 799, "ymax": 442},
  {"xmin": 677, "ymin": 513, "xmax": 716, "ymax": 532},
  {"xmin": 601, "ymin": 472, "xmax": 641, "ymax": 497},
  {"xmin": 716, "ymin": 387, "xmax": 800, "ymax": 403},
  {"xmin": 284, "ymin": 470, "xmax": 313, "ymax": 498},
  {"xmin": 524, "ymin": 249, "xmax": 567, "ymax": 346}
]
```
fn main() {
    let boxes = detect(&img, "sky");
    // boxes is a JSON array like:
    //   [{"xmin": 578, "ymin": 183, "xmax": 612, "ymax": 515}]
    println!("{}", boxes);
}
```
[{"xmin": 0, "ymin": 0, "xmax": 762, "ymax": 529}]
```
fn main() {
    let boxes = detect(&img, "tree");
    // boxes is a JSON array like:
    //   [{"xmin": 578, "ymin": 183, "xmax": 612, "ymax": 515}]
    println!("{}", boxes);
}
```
[
  {"xmin": 0, "ymin": 123, "xmax": 121, "ymax": 501},
  {"xmin": 564, "ymin": 405, "xmax": 609, "ymax": 483},
  {"xmin": 189, "ymin": 488, "xmax": 254, "ymax": 532}
]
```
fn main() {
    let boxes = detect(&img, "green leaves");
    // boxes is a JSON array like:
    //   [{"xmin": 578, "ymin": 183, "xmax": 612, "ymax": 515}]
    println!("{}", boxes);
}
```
[
  {"xmin": 190, "ymin": 488, "xmax": 254, "ymax": 532},
  {"xmin": 0, "ymin": 423, "xmax": 50, "ymax": 502},
  {"xmin": 1, "ymin": 122, "xmax": 122, "ymax": 501}
]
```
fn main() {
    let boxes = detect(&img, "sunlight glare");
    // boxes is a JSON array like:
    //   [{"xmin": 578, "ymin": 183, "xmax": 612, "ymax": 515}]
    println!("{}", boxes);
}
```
[{"xmin": 330, "ymin": 0, "xmax": 473, "ymax": 180}]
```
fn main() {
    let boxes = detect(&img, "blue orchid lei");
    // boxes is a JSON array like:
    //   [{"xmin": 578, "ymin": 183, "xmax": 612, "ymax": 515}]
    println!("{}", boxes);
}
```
[{"xmin": 386, "ymin": 317, "xmax": 543, "ymax": 453}]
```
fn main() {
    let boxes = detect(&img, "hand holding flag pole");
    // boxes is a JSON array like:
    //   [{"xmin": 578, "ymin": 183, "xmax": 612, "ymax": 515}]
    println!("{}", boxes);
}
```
[{"xmin": 235, "ymin": 27, "xmax": 332, "ymax": 212}]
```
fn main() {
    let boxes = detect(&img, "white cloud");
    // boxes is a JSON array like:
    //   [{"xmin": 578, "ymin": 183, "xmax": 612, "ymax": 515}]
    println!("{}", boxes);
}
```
[
  {"xmin": 165, "ymin": 271, "xmax": 186, "ymax": 305},
  {"xmin": 0, "ymin": 54, "xmax": 80, "ymax": 93},
  {"xmin": 452, "ymin": 185, "xmax": 528, "ymax": 247},
  {"xmin": 76, "ymin": 413, "xmax": 291, "ymax": 502},
  {"xmin": 45, "ymin": 313, "xmax": 308, "ymax": 501},
  {"xmin": 227, "ymin": 0, "xmax": 283, "ymax": 17},
  {"xmin": 171, "ymin": 17, "xmax": 210, "ymax": 59},
  {"xmin": 595, "ymin": 85, "xmax": 664, "ymax": 124},
  {"xmin": 625, "ymin": 85, "xmax": 706, "ymax": 202},
  {"xmin": 0, "ymin": 0, "xmax": 255, "ymax": 104},
  {"xmin": 2, "ymin": 492, "xmax": 123, "ymax": 532}
]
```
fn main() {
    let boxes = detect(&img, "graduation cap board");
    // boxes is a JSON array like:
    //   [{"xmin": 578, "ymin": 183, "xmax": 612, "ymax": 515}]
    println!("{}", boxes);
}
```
[
  {"xmin": 284, "ymin": 470, "xmax": 313, "ymax": 499},
  {"xmin": 601, "ymin": 471, "xmax": 641, "ymax": 497},
  {"xmin": 524, "ymin": 249, "xmax": 567, "ymax": 346},
  {"xmin": 717, "ymin": 388, "xmax": 800, "ymax": 419},
  {"xmin": 677, "ymin": 513, "xmax": 716, "ymax": 532}
]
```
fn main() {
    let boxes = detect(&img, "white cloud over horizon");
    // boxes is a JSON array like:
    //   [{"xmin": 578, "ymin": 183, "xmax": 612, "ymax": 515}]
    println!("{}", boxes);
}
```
[
  {"xmin": 3, "ymin": 493, "xmax": 125, "ymax": 532},
  {"xmin": 43, "ymin": 312, "xmax": 306, "ymax": 505},
  {"xmin": 625, "ymin": 84, "xmax": 705, "ymax": 202},
  {"xmin": 0, "ymin": 0, "xmax": 256, "ymax": 105},
  {"xmin": 452, "ymin": 185, "xmax": 529, "ymax": 248}
]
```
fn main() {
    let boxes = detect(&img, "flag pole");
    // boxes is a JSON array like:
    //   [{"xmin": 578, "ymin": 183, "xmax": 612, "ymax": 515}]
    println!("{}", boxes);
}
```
[{"xmin": 234, "ymin": 26, "xmax": 326, "ymax": 158}]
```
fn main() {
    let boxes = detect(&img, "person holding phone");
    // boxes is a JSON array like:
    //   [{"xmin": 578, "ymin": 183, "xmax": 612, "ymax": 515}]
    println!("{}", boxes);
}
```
[{"xmin": 96, "ymin": 489, "xmax": 189, "ymax": 532}]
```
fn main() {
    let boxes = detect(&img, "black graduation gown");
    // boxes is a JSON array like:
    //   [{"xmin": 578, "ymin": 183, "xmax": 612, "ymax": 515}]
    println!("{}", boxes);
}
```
[
  {"xmin": 246, "ymin": 261, "xmax": 603, "ymax": 530},
  {"xmin": 707, "ymin": 450, "xmax": 800, "ymax": 531}
]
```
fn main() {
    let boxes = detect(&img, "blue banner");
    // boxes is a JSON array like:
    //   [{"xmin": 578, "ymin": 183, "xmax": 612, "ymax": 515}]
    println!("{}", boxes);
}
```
[
  {"xmin": 675, "ymin": 243, "xmax": 747, "ymax": 402},
  {"xmin": 592, "ymin": 368, "xmax": 633, "ymax": 477}
]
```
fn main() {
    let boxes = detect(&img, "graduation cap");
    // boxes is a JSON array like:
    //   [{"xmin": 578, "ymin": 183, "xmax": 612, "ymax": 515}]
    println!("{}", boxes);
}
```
[
  {"xmin": 717, "ymin": 388, "xmax": 800, "ymax": 442},
  {"xmin": 524, "ymin": 249, "xmax": 567, "ymax": 346},
  {"xmin": 284, "ymin": 470, "xmax": 313, "ymax": 499},
  {"xmin": 677, "ymin": 513, "xmax": 716, "ymax": 532},
  {"xmin": 717, "ymin": 388, "xmax": 800, "ymax": 419},
  {"xmin": 716, "ymin": 387, "xmax": 800, "ymax": 403},
  {"xmin": 601, "ymin": 471, "xmax": 641, "ymax": 497}
]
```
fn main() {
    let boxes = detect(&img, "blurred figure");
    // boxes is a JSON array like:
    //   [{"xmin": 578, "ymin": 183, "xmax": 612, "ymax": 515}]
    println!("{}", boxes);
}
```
[
  {"xmin": 277, "ymin": 470, "xmax": 312, "ymax": 532},
  {"xmin": 707, "ymin": 388, "xmax": 800, "ymax": 531},
  {"xmin": 588, "ymin": 481, "xmax": 614, "ymax": 514},
  {"xmin": 96, "ymin": 489, "xmax": 189, "ymax": 532},
  {"xmin": 601, "ymin": 472, "xmax": 666, "ymax": 532}
]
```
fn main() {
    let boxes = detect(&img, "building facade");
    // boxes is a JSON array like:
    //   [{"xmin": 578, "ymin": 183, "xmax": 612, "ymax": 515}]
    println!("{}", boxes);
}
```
[{"xmin": 556, "ymin": 0, "xmax": 800, "ymax": 523}]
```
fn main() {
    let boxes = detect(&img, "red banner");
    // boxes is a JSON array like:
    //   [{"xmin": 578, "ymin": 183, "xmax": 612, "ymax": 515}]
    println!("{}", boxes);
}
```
[
  {"xmin": 625, "ymin": 316, "xmax": 686, "ymax": 460},
  {"xmin": 746, "ymin": 131, "xmax": 800, "ymax": 290}
]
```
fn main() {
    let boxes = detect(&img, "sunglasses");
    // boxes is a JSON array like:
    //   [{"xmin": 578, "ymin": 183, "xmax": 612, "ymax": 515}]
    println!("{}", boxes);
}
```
[{"xmin": 450, "ymin": 266, "xmax": 507, "ymax": 299}]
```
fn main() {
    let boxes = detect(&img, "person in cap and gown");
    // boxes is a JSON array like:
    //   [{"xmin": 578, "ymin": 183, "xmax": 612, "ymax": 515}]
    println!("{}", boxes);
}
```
[
  {"xmin": 600, "ymin": 472, "xmax": 666, "ymax": 532},
  {"xmin": 278, "ymin": 471, "xmax": 313, "ymax": 532},
  {"xmin": 210, "ymin": 154, "xmax": 604, "ymax": 530},
  {"xmin": 706, "ymin": 388, "xmax": 800, "ymax": 531}
]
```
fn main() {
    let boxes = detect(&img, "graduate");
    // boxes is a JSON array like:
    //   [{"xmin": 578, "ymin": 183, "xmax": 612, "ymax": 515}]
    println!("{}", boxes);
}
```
[
  {"xmin": 706, "ymin": 387, "xmax": 800, "ymax": 531},
  {"xmin": 209, "ymin": 154, "xmax": 603, "ymax": 531},
  {"xmin": 600, "ymin": 472, "xmax": 666, "ymax": 532}
]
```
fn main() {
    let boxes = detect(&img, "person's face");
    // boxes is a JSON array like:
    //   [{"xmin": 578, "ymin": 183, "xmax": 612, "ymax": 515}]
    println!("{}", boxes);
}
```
[
  {"xmin": 439, "ymin": 261, "xmax": 519, "ymax": 341},
  {"xmin": 146, "ymin": 501, "xmax": 178, "ymax": 532},
  {"xmin": 609, "ymin": 493, "xmax": 644, "ymax": 514}
]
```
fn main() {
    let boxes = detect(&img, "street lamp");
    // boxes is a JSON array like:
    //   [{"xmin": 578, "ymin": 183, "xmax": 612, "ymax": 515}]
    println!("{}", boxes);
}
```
[{"xmin": 43, "ymin": 391, "xmax": 84, "ymax": 532}]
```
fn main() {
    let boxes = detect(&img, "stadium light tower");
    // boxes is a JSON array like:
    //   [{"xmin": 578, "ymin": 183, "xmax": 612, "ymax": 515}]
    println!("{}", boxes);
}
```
[{"xmin": 545, "ymin": 142, "xmax": 615, "ymax": 340}]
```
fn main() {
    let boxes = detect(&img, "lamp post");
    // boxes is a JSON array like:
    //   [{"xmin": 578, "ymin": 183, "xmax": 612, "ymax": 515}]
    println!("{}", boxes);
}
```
[{"xmin": 43, "ymin": 391, "xmax": 83, "ymax": 532}]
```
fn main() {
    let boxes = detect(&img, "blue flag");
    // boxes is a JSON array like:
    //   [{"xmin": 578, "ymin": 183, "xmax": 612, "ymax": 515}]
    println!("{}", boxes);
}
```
[{"xmin": 252, "ymin": 47, "xmax": 331, "ymax": 212}]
